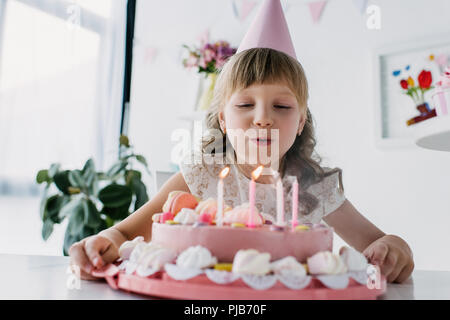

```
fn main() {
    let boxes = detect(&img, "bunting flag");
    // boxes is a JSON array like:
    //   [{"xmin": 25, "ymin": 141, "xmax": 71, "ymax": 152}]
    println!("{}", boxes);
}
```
[
  {"xmin": 308, "ymin": 1, "xmax": 328, "ymax": 24},
  {"xmin": 196, "ymin": 29, "xmax": 210, "ymax": 46},
  {"xmin": 232, "ymin": 0, "xmax": 239, "ymax": 19},
  {"xmin": 353, "ymin": 0, "xmax": 368, "ymax": 14},
  {"xmin": 143, "ymin": 47, "xmax": 158, "ymax": 64},
  {"xmin": 232, "ymin": 0, "xmax": 258, "ymax": 22},
  {"xmin": 239, "ymin": 0, "xmax": 258, "ymax": 22}
]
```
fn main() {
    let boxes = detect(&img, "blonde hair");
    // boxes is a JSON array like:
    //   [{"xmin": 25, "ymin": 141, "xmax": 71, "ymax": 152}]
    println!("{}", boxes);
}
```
[{"xmin": 201, "ymin": 48, "xmax": 343, "ymax": 216}]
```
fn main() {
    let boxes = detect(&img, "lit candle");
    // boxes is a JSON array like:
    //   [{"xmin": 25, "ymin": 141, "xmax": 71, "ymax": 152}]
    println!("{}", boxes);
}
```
[
  {"xmin": 274, "ymin": 172, "xmax": 285, "ymax": 226},
  {"xmin": 217, "ymin": 167, "xmax": 230, "ymax": 227},
  {"xmin": 247, "ymin": 165, "xmax": 264, "ymax": 228},
  {"xmin": 291, "ymin": 177, "xmax": 299, "ymax": 230}
]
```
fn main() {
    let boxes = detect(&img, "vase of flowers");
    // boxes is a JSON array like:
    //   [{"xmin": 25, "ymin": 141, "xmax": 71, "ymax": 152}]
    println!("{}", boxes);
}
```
[
  {"xmin": 182, "ymin": 40, "xmax": 237, "ymax": 111},
  {"xmin": 400, "ymin": 69, "xmax": 437, "ymax": 125}
]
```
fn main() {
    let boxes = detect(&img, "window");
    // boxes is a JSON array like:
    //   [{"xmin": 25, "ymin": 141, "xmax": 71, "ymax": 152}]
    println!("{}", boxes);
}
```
[
  {"xmin": 0, "ymin": 0, "xmax": 127, "ymax": 255},
  {"xmin": 0, "ymin": 0, "xmax": 127, "ymax": 195}
]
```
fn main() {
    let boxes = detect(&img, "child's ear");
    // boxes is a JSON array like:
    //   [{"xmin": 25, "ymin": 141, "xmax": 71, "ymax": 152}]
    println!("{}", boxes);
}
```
[
  {"xmin": 298, "ymin": 112, "xmax": 307, "ymax": 135},
  {"xmin": 218, "ymin": 111, "xmax": 226, "ymax": 133}
]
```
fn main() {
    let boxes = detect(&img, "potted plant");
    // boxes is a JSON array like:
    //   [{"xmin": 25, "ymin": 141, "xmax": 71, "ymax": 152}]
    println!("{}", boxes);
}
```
[
  {"xmin": 399, "ymin": 69, "xmax": 437, "ymax": 125},
  {"xmin": 36, "ymin": 135, "xmax": 151, "ymax": 255}
]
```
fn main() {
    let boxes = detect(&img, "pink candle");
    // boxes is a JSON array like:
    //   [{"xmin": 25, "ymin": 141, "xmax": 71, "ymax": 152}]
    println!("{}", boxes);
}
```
[
  {"xmin": 291, "ymin": 177, "xmax": 299, "ymax": 230},
  {"xmin": 217, "ymin": 167, "xmax": 230, "ymax": 227},
  {"xmin": 247, "ymin": 165, "xmax": 263, "ymax": 228},
  {"xmin": 248, "ymin": 179, "xmax": 256, "ymax": 228}
]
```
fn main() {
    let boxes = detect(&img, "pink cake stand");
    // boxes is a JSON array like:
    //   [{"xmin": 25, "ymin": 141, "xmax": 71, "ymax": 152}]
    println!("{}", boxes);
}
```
[{"xmin": 92, "ymin": 263, "xmax": 387, "ymax": 300}]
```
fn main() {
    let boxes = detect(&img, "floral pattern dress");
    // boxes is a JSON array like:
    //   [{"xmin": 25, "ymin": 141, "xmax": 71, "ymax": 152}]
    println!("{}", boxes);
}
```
[{"xmin": 178, "ymin": 150, "xmax": 346, "ymax": 224}]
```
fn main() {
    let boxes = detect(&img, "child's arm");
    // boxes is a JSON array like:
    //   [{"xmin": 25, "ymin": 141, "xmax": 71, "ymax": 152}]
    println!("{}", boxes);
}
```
[
  {"xmin": 69, "ymin": 171, "xmax": 190, "ymax": 279},
  {"xmin": 323, "ymin": 199, "xmax": 414, "ymax": 283}
]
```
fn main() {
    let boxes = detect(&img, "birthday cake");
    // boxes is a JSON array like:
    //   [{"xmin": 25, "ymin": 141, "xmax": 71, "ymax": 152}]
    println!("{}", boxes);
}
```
[
  {"xmin": 150, "ymin": 192, "xmax": 333, "ymax": 263},
  {"xmin": 105, "ymin": 190, "xmax": 384, "ymax": 299}
]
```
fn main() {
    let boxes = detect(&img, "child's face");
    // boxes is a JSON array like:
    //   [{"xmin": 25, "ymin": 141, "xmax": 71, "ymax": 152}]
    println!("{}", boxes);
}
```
[{"xmin": 219, "ymin": 82, "xmax": 306, "ymax": 169}]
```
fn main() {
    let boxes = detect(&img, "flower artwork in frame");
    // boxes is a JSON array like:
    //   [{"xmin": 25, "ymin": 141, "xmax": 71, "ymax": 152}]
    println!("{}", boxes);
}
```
[{"xmin": 374, "ymin": 36, "xmax": 450, "ymax": 147}]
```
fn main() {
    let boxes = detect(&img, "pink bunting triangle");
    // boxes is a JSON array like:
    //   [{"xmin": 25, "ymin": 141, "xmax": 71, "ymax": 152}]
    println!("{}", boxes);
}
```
[
  {"xmin": 308, "ymin": 1, "xmax": 327, "ymax": 24},
  {"xmin": 240, "ymin": 0, "xmax": 258, "ymax": 22},
  {"xmin": 196, "ymin": 29, "xmax": 210, "ymax": 46},
  {"xmin": 143, "ymin": 47, "xmax": 158, "ymax": 64}
]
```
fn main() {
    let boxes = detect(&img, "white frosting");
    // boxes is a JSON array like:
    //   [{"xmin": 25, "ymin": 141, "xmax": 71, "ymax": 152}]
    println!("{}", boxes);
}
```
[
  {"xmin": 118, "ymin": 236, "xmax": 145, "ymax": 260},
  {"xmin": 270, "ymin": 256, "xmax": 307, "ymax": 277},
  {"xmin": 339, "ymin": 246, "xmax": 368, "ymax": 272},
  {"xmin": 232, "ymin": 249, "xmax": 271, "ymax": 275},
  {"xmin": 173, "ymin": 208, "xmax": 198, "ymax": 225},
  {"xmin": 138, "ymin": 246, "xmax": 177, "ymax": 271},
  {"xmin": 176, "ymin": 245, "xmax": 218, "ymax": 269},
  {"xmin": 307, "ymin": 251, "xmax": 348, "ymax": 275}
]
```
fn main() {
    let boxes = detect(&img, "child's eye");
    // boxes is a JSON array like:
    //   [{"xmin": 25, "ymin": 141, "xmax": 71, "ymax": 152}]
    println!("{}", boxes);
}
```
[
  {"xmin": 274, "ymin": 105, "xmax": 291, "ymax": 109},
  {"xmin": 236, "ymin": 104, "xmax": 253, "ymax": 108}
]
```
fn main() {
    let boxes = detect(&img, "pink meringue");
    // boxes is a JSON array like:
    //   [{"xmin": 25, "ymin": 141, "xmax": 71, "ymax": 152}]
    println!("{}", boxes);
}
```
[{"xmin": 223, "ymin": 203, "xmax": 264, "ymax": 226}]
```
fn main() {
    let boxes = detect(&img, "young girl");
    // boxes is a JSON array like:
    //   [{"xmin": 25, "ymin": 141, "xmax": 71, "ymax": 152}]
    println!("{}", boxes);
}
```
[{"xmin": 69, "ymin": 47, "xmax": 414, "ymax": 284}]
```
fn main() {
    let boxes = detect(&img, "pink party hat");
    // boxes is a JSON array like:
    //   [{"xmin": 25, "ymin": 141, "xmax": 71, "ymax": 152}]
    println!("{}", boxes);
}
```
[{"xmin": 237, "ymin": 0, "xmax": 297, "ymax": 60}]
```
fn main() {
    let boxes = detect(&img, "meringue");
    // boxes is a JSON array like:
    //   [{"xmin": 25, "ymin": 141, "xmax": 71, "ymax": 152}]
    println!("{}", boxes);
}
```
[
  {"xmin": 195, "ymin": 198, "xmax": 217, "ymax": 218},
  {"xmin": 118, "ymin": 236, "xmax": 145, "ymax": 260},
  {"xmin": 307, "ymin": 251, "xmax": 348, "ymax": 275},
  {"xmin": 176, "ymin": 245, "xmax": 218, "ymax": 269},
  {"xmin": 223, "ymin": 203, "xmax": 264, "ymax": 226},
  {"xmin": 129, "ymin": 242, "xmax": 160, "ymax": 264},
  {"xmin": 270, "ymin": 256, "xmax": 307, "ymax": 277},
  {"xmin": 339, "ymin": 246, "xmax": 368, "ymax": 272},
  {"xmin": 232, "ymin": 249, "xmax": 271, "ymax": 275},
  {"xmin": 173, "ymin": 208, "xmax": 198, "ymax": 225},
  {"xmin": 138, "ymin": 246, "xmax": 177, "ymax": 271}
]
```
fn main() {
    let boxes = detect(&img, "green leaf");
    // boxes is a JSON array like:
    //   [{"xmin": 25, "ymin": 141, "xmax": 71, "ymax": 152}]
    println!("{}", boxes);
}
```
[
  {"xmin": 82, "ymin": 158, "xmax": 95, "ymax": 175},
  {"xmin": 59, "ymin": 198, "xmax": 83, "ymax": 220},
  {"xmin": 125, "ymin": 170, "xmax": 141, "ymax": 186},
  {"xmin": 106, "ymin": 161, "xmax": 127, "ymax": 178},
  {"xmin": 48, "ymin": 163, "xmax": 60, "ymax": 179},
  {"xmin": 67, "ymin": 201, "xmax": 85, "ymax": 236},
  {"xmin": 43, "ymin": 194, "xmax": 68, "ymax": 223},
  {"xmin": 83, "ymin": 199, "xmax": 102, "ymax": 228},
  {"xmin": 39, "ymin": 185, "xmax": 50, "ymax": 221},
  {"xmin": 131, "ymin": 176, "xmax": 148, "ymax": 211},
  {"xmin": 63, "ymin": 224, "xmax": 97, "ymax": 256},
  {"xmin": 98, "ymin": 184, "xmax": 132, "ymax": 208},
  {"xmin": 101, "ymin": 203, "xmax": 130, "ymax": 221},
  {"xmin": 68, "ymin": 170, "xmax": 86, "ymax": 189},
  {"xmin": 42, "ymin": 219, "xmax": 54, "ymax": 241},
  {"xmin": 53, "ymin": 170, "xmax": 71, "ymax": 195},
  {"xmin": 135, "ymin": 155, "xmax": 148, "ymax": 167},
  {"xmin": 36, "ymin": 170, "xmax": 49, "ymax": 184}
]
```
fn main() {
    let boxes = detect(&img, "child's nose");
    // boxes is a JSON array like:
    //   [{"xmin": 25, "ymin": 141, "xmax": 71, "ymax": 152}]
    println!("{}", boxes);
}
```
[{"xmin": 253, "ymin": 106, "xmax": 273, "ymax": 128}]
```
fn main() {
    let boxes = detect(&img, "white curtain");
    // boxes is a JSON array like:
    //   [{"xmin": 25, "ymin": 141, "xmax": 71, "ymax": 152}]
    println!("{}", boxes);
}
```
[{"xmin": 0, "ymin": 0, "xmax": 127, "ymax": 195}]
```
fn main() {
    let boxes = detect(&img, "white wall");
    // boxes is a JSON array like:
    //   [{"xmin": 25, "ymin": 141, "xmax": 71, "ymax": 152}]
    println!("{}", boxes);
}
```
[{"xmin": 129, "ymin": 0, "xmax": 450, "ymax": 271}]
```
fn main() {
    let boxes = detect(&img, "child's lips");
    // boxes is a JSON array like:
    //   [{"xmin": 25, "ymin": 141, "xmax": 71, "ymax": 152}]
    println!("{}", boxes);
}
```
[{"xmin": 250, "ymin": 138, "xmax": 272, "ymax": 145}]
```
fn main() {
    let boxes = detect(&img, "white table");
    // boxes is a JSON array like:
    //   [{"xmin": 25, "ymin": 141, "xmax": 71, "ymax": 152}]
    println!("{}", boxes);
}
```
[
  {"xmin": 0, "ymin": 254, "xmax": 448, "ymax": 300},
  {"xmin": 415, "ymin": 115, "xmax": 450, "ymax": 151}
]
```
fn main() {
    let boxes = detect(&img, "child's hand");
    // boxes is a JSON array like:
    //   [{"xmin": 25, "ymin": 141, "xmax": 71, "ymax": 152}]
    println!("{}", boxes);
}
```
[
  {"xmin": 69, "ymin": 235, "xmax": 119, "ymax": 281},
  {"xmin": 362, "ymin": 234, "xmax": 414, "ymax": 283}
]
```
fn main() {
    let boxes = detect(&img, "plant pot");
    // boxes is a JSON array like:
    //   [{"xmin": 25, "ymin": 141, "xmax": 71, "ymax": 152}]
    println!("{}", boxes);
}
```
[{"xmin": 416, "ymin": 102, "xmax": 431, "ymax": 115}]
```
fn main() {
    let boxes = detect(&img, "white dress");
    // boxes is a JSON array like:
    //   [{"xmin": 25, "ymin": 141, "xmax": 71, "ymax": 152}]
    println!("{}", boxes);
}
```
[{"xmin": 178, "ymin": 150, "xmax": 346, "ymax": 224}]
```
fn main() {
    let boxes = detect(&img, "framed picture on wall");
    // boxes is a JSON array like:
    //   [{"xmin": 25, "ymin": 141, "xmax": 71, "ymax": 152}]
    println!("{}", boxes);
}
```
[{"xmin": 374, "ymin": 34, "xmax": 450, "ymax": 148}]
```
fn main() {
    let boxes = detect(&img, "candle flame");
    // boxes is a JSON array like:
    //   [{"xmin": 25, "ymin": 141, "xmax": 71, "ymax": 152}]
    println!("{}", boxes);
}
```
[
  {"xmin": 252, "ymin": 165, "xmax": 264, "ymax": 180},
  {"xmin": 219, "ymin": 166, "xmax": 230, "ymax": 179}
]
